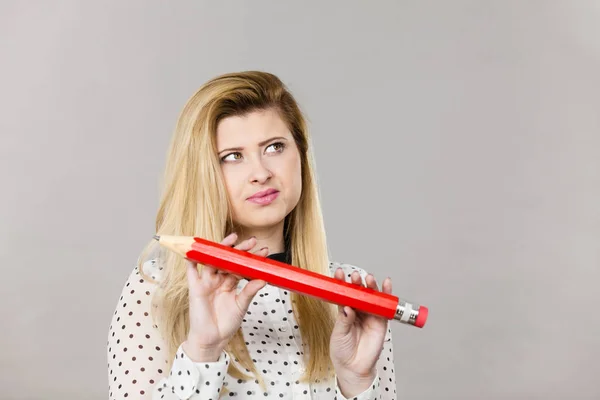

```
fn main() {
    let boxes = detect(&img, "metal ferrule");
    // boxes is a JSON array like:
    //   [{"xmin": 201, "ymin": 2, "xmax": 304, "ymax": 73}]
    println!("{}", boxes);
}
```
[{"xmin": 393, "ymin": 299, "xmax": 420, "ymax": 325}]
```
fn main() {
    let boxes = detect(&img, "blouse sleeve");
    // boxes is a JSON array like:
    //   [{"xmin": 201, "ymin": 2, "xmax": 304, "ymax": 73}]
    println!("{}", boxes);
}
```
[
  {"xmin": 377, "ymin": 321, "xmax": 398, "ymax": 399},
  {"xmin": 107, "ymin": 261, "xmax": 229, "ymax": 399},
  {"xmin": 334, "ymin": 373, "xmax": 380, "ymax": 400}
]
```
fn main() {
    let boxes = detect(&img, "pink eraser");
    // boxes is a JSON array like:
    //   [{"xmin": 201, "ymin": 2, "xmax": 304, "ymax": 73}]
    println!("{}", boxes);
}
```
[{"xmin": 414, "ymin": 305, "xmax": 428, "ymax": 328}]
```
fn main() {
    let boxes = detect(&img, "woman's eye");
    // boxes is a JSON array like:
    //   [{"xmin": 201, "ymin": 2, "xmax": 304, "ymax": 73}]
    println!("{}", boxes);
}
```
[
  {"xmin": 266, "ymin": 142, "xmax": 285, "ymax": 153},
  {"xmin": 222, "ymin": 152, "xmax": 242, "ymax": 162},
  {"xmin": 221, "ymin": 143, "xmax": 285, "ymax": 162}
]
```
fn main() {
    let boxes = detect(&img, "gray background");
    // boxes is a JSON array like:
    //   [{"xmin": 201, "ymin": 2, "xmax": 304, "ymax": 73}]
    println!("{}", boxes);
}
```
[{"xmin": 1, "ymin": 1, "xmax": 599, "ymax": 399}]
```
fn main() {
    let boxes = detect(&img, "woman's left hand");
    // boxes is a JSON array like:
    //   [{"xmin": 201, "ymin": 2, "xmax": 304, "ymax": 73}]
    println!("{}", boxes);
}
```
[{"xmin": 329, "ymin": 268, "xmax": 392, "ymax": 396}]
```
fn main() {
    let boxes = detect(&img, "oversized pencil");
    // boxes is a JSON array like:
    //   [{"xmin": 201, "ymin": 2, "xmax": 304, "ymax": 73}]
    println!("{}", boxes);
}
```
[{"xmin": 153, "ymin": 235, "xmax": 428, "ymax": 328}]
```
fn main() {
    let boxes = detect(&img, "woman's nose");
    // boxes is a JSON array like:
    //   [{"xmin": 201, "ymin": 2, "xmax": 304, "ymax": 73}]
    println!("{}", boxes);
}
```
[{"xmin": 249, "ymin": 158, "xmax": 273, "ymax": 183}]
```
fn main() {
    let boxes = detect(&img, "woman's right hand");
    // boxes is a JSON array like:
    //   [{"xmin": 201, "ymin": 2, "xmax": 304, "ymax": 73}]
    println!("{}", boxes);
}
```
[{"xmin": 182, "ymin": 232, "xmax": 268, "ymax": 362}]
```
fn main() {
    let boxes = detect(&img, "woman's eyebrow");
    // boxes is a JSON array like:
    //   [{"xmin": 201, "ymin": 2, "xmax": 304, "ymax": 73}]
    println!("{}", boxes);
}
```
[{"xmin": 218, "ymin": 136, "xmax": 288, "ymax": 155}]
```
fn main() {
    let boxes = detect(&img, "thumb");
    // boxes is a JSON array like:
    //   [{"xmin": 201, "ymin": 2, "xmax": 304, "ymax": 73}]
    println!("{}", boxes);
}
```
[
  {"xmin": 185, "ymin": 260, "xmax": 200, "ymax": 284},
  {"xmin": 236, "ymin": 279, "xmax": 267, "ymax": 313},
  {"xmin": 185, "ymin": 260, "xmax": 203, "ymax": 296},
  {"xmin": 334, "ymin": 306, "xmax": 356, "ymax": 335}
]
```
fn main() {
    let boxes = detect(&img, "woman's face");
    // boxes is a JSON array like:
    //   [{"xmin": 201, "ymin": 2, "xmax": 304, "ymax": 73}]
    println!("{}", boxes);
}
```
[{"xmin": 216, "ymin": 108, "xmax": 302, "ymax": 234}]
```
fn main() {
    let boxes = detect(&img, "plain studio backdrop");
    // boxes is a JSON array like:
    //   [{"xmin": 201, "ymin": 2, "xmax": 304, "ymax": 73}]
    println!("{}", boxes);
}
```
[{"xmin": 1, "ymin": 1, "xmax": 599, "ymax": 399}]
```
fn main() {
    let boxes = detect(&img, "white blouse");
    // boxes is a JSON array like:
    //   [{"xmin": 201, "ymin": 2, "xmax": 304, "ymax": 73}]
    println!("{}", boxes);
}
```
[{"xmin": 107, "ymin": 256, "xmax": 398, "ymax": 399}]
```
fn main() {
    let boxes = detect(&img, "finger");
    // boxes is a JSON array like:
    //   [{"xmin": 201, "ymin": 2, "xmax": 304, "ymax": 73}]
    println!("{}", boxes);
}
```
[
  {"xmin": 233, "ymin": 236, "xmax": 257, "ymax": 252},
  {"xmin": 185, "ymin": 260, "xmax": 201, "ymax": 285},
  {"xmin": 186, "ymin": 260, "xmax": 204, "ymax": 297},
  {"xmin": 254, "ymin": 246, "xmax": 269, "ymax": 258},
  {"xmin": 335, "ymin": 305, "xmax": 357, "ymax": 334},
  {"xmin": 219, "ymin": 268, "xmax": 245, "ymax": 282},
  {"xmin": 220, "ymin": 232, "xmax": 238, "ymax": 246},
  {"xmin": 365, "ymin": 274, "xmax": 379, "ymax": 291},
  {"xmin": 236, "ymin": 279, "xmax": 267, "ymax": 312},
  {"xmin": 200, "ymin": 262, "xmax": 218, "ymax": 279},
  {"xmin": 229, "ymin": 272, "xmax": 244, "ymax": 280},
  {"xmin": 221, "ymin": 271, "xmax": 243, "ymax": 291},
  {"xmin": 382, "ymin": 277, "xmax": 392, "ymax": 294},
  {"xmin": 350, "ymin": 271, "xmax": 363, "ymax": 286}
]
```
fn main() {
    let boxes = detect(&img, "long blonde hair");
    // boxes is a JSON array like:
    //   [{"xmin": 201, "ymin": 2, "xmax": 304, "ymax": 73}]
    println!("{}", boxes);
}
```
[{"xmin": 137, "ymin": 71, "xmax": 337, "ymax": 390}]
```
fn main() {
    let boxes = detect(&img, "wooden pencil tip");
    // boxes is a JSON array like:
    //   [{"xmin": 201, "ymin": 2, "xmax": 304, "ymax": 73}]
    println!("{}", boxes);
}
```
[{"xmin": 153, "ymin": 235, "xmax": 160, "ymax": 241}]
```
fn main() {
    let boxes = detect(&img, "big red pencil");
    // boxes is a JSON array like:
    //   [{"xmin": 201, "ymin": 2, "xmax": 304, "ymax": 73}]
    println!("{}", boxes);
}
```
[{"xmin": 154, "ymin": 235, "xmax": 428, "ymax": 328}]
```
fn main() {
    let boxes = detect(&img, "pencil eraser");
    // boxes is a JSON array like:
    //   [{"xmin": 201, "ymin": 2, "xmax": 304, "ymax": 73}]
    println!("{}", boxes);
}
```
[{"xmin": 414, "ymin": 305, "xmax": 428, "ymax": 328}]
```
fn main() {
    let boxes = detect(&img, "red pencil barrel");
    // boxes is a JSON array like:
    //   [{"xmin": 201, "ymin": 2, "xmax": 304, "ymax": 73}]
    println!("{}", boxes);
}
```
[{"xmin": 188, "ymin": 237, "xmax": 399, "ymax": 320}]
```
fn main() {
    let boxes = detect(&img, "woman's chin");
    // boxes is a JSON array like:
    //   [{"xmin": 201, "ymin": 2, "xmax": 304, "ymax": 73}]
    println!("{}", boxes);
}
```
[{"xmin": 241, "ymin": 212, "xmax": 287, "ymax": 230}]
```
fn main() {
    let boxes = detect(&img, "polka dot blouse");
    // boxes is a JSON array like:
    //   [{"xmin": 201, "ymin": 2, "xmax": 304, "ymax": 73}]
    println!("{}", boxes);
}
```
[{"xmin": 107, "ymin": 253, "xmax": 398, "ymax": 399}]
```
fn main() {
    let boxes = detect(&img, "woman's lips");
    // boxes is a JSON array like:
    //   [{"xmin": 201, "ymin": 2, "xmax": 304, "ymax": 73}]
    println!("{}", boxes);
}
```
[{"xmin": 247, "ymin": 190, "xmax": 279, "ymax": 205}]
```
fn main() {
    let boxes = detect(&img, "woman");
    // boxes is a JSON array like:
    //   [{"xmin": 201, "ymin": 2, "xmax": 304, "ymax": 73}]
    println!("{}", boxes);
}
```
[{"xmin": 107, "ymin": 71, "xmax": 398, "ymax": 399}]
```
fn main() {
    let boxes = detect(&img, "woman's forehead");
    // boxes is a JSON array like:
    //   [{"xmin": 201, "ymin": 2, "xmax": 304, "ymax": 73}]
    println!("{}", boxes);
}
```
[{"xmin": 216, "ymin": 109, "xmax": 293, "ymax": 148}]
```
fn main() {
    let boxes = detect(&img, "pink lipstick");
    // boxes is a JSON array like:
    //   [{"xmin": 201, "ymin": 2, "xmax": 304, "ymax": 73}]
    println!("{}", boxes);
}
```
[{"xmin": 247, "ymin": 188, "xmax": 279, "ymax": 205}]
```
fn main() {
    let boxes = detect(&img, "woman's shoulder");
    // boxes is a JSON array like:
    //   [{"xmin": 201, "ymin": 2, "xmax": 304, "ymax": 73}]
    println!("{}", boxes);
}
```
[
  {"xmin": 116, "ymin": 258, "xmax": 164, "ymax": 297},
  {"xmin": 139, "ymin": 257, "xmax": 164, "ymax": 281}
]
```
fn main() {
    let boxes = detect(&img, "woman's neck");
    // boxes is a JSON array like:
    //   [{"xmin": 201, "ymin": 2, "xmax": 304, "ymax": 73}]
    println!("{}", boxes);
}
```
[{"xmin": 234, "ymin": 224, "xmax": 286, "ymax": 255}]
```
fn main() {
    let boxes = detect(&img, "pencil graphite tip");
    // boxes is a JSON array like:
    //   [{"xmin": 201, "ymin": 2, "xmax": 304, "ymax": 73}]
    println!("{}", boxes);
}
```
[{"xmin": 153, "ymin": 235, "xmax": 160, "ymax": 241}]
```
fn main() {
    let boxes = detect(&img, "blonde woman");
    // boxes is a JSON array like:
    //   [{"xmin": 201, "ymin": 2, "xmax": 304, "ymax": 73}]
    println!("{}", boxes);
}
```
[{"xmin": 107, "ymin": 71, "xmax": 398, "ymax": 399}]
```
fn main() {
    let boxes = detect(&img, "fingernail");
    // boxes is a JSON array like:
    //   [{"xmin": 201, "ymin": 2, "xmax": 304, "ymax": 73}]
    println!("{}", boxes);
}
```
[
  {"xmin": 260, "ymin": 246, "xmax": 268, "ymax": 251},
  {"xmin": 343, "ymin": 309, "xmax": 347, "ymax": 317}
]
